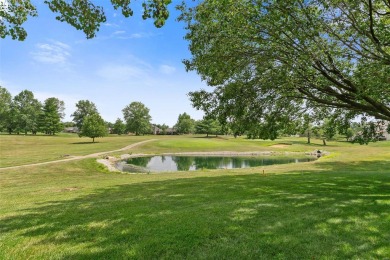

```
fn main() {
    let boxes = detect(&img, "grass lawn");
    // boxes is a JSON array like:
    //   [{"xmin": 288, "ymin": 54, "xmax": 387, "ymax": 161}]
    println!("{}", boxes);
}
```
[
  {"xmin": 0, "ymin": 134, "xmax": 389, "ymax": 259},
  {"xmin": 0, "ymin": 133, "xmax": 150, "ymax": 167}
]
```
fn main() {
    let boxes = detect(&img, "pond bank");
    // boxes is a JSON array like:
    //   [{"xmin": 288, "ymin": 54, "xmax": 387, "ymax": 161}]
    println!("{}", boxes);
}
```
[{"xmin": 98, "ymin": 150, "xmax": 327, "ymax": 173}]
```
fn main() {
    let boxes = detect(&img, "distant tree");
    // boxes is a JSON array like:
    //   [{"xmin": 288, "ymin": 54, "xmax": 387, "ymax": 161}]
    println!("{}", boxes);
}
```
[
  {"xmin": 71, "ymin": 100, "xmax": 98, "ymax": 130},
  {"xmin": 113, "ymin": 118, "xmax": 126, "ymax": 135},
  {"xmin": 301, "ymin": 114, "xmax": 313, "ymax": 144},
  {"xmin": 40, "ymin": 97, "xmax": 65, "ymax": 135},
  {"xmin": 154, "ymin": 123, "xmax": 169, "ymax": 134},
  {"xmin": 122, "ymin": 102, "xmax": 152, "ymax": 135},
  {"xmin": 345, "ymin": 128, "xmax": 354, "ymax": 142},
  {"xmin": 321, "ymin": 119, "xmax": 337, "ymax": 145},
  {"xmin": 79, "ymin": 113, "xmax": 108, "ymax": 142},
  {"xmin": 12, "ymin": 90, "xmax": 42, "ymax": 134},
  {"xmin": 63, "ymin": 121, "xmax": 75, "ymax": 127},
  {"xmin": 0, "ymin": 86, "xmax": 12, "ymax": 132},
  {"xmin": 175, "ymin": 112, "xmax": 195, "ymax": 134},
  {"xmin": 105, "ymin": 121, "xmax": 114, "ymax": 129},
  {"xmin": 196, "ymin": 118, "xmax": 221, "ymax": 137},
  {"xmin": 159, "ymin": 124, "xmax": 169, "ymax": 135}
]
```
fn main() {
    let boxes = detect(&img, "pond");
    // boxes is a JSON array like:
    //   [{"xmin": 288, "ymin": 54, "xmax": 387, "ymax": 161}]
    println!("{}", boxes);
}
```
[{"xmin": 115, "ymin": 155, "xmax": 317, "ymax": 173}]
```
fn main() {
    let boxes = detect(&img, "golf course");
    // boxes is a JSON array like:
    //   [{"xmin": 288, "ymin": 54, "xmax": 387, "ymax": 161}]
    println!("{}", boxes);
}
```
[{"xmin": 0, "ymin": 134, "xmax": 389, "ymax": 259}]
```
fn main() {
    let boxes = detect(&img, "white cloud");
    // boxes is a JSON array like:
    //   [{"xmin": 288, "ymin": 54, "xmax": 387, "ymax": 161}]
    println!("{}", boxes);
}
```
[
  {"xmin": 116, "ymin": 32, "xmax": 155, "ymax": 40},
  {"xmin": 97, "ymin": 64, "xmax": 148, "ymax": 81},
  {"xmin": 30, "ymin": 40, "xmax": 71, "ymax": 65},
  {"xmin": 159, "ymin": 65, "xmax": 176, "ymax": 75},
  {"xmin": 113, "ymin": 30, "xmax": 126, "ymax": 35},
  {"xmin": 103, "ymin": 22, "xmax": 119, "ymax": 27}
]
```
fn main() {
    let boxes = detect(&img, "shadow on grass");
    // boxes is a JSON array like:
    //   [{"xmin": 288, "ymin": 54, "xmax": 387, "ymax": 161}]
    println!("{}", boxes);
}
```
[
  {"xmin": 70, "ymin": 142, "xmax": 101, "ymax": 145},
  {"xmin": 0, "ymin": 161, "xmax": 389, "ymax": 259},
  {"xmin": 193, "ymin": 136, "xmax": 229, "ymax": 140},
  {"xmin": 315, "ymin": 160, "xmax": 390, "ymax": 173}
]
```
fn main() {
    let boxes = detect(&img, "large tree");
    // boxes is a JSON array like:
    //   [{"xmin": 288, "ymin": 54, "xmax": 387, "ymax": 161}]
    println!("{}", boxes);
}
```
[
  {"xmin": 122, "ymin": 102, "xmax": 152, "ymax": 135},
  {"xmin": 71, "ymin": 100, "xmax": 98, "ymax": 131},
  {"xmin": 1, "ymin": 0, "xmax": 171, "ymax": 41},
  {"xmin": 40, "ymin": 97, "xmax": 65, "ymax": 135},
  {"xmin": 175, "ymin": 112, "xmax": 195, "ymax": 134},
  {"xmin": 79, "ymin": 113, "xmax": 108, "ymax": 142},
  {"xmin": 11, "ymin": 90, "xmax": 42, "ymax": 134},
  {"xmin": 0, "ymin": 86, "xmax": 12, "ymax": 132},
  {"xmin": 179, "ymin": 0, "xmax": 390, "ymax": 125}
]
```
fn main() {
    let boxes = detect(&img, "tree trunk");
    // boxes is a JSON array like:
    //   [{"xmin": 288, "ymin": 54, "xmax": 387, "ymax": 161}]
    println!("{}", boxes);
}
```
[
  {"xmin": 307, "ymin": 130, "xmax": 311, "ymax": 144},
  {"xmin": 323, "ymin": 139, "xmax": 327, "ymax": 146},
  {"xmin": 92, "ymin": 137, "xmax": 95, "ymax": 143}
]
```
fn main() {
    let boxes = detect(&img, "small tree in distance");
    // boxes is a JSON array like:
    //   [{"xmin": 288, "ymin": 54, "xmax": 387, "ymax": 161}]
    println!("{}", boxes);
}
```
[
  {"xmin": 79, "ymin": 113, "xmax": 108, "ymax": 143},
  {"xmin": 113, "ymin": 118, "xmax": 126, "ymax": 135}
]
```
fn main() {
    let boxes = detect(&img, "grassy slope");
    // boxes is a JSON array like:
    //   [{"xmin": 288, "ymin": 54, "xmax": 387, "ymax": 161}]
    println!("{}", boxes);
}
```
[
  {"xmin": 0, "ymin": 135, "xmax": 389, "ymax": 259},
  {"xmin": 0, "ymin": 134, "xmax": 150, "ymax": 167}
]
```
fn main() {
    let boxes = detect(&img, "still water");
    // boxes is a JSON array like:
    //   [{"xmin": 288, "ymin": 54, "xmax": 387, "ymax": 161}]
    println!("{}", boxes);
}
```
[{"xmin": 116, "ymin": 155, "xmax": 316, "ymax": 173}]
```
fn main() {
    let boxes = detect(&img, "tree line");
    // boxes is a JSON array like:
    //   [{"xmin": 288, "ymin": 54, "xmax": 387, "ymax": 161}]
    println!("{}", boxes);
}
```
[
  {"xmin": 0, "ymin": 86, "xmax": 153, "ymax": 141},
  {"xmin": 0, "ymin": 87, "xmax": 65, "ymax": 135},
  {"xmin": 2, "ymin": 1, "xmax": 389, "ymax": 144},
  {"xmin": 0, "ymin": 86, "xmax": 223, "ymax": 141}
]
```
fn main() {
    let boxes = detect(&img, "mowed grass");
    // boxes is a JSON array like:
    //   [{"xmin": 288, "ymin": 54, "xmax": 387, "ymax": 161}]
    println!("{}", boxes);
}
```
[
  {"xmin": 0, "ymin": 134, "xmax": 150, "ymax": 167},
  {"xmin": 0, "ymin": 134, "xmax": 389, "ymax": 259}
]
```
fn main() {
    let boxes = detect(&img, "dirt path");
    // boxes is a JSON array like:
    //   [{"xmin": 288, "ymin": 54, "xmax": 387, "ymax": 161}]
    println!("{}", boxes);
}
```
[{"xmin": 0, "ymin": 139, "xmax": 156, "ymax": 171}]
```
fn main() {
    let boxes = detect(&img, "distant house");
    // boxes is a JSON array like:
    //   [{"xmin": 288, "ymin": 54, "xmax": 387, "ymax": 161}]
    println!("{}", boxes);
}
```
[
  {"xmin": 63, "ymin": 127, "xmax": 79, "ymax": 133},
  {"xmin": 166, "ymin": 127, "xmax": 177, "ymax": 135},
  {"xmin": 150, "ymin": 125, "xmax": 177, "ymax": 135},
  {"xmin": 379, "ymin": 121, "xmax": 390, "ymax": 140},
  {"xmin": 151, "ymin": 125, "xmax": 162, "ymax": 135}
]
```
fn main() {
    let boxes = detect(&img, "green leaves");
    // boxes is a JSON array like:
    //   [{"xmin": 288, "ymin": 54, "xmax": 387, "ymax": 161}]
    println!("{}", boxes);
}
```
[
  {"xmin": 71, "ymin": 100, "xmax": 98, "ymax": 130},
  {"xmin": 45, "ymin": 0, "xmax": 106, "ymax": 39},
  {"xmin": 1, "ymin": 0, "xmax": 172, "ymax": 40},
  {"xmin": 122, "ymin": 102, "xmax": 152, "ymax": 135},
  {"xmin": 79, "ymin": 113, "xmax": 108, "ymax": 142},
  {"xmin": 0, "ymin": 0, "xmax": 37, "ymax": 40},
  {"xmin": 180, "ymin": 0, "xmax": 390, "ymax": 125},
  {"xmin": 142, "ymin": 0, "xmax": 171, "ymax": 28},
  {"xmin": 40, "ymin": 97, "xmax": 65, "ymax": 135},
  {"xmin": 175, "ymin": 112, "xmax": 195, "ymax": 134}
]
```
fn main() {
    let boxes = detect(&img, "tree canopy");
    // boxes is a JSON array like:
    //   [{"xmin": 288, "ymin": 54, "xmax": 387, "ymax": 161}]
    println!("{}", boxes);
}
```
[
  {"xmin": 179, "ymin": 0, "xmax": 390, "ymax": 126},
  {"xmin": 71, "ymin": 100, "xmax": 98, "ymax": 130},
  {"xmin": 175, "ymin": 112, "xmax": 195, "ymax": 134},
  {"xmin": 0, "ymin": 0, "xmax": 172, "ymax": 40},
  {"xmin": 122, "ymin": 101, "xmax": 152, "ymax": 135},
  {"xmin": 40, "ymin": 97, "xmax": 65, "ymax": 135},
  {"xmin": 79, "ymin": 112, "xmax": 108, "ymax": 142},
  {"xmin": 0, "ymin": 86, "xmax": 12, "ymax": 131},
  {"xmin": 11, "ymin": 90, "xmax": 42, "ymax": 134}
]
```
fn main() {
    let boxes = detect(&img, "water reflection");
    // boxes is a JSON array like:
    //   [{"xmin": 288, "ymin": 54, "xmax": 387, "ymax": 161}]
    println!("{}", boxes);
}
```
[{"xmin": 116, "ymin": 155, "xmax": 317, "ymax": 173}]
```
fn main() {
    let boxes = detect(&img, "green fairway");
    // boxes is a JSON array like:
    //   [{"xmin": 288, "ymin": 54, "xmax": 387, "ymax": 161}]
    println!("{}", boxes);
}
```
[
  {"xmin": 0, "ymin": 134, "xmax": 389, "ymax": 259},
  {"xmin": 0, "ymin": 134, "xmax": 150, "ymax": 167}
]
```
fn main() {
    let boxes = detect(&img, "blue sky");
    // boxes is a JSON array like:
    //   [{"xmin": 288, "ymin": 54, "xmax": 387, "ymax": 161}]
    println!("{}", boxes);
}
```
[{"xmin": 0, "ymin": 1, "xmax": 207, "ymax": 127}]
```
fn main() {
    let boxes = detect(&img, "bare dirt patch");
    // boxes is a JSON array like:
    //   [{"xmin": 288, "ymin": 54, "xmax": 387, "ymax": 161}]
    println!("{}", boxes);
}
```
[{"xmin": 271, "ymin": 144, "xmax": 291, "ymax": 148}]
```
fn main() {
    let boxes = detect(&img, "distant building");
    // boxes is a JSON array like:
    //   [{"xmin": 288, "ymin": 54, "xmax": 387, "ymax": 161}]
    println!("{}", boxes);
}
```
[
  {"xmin": 150, "ymin": 125, "xmax": 177, "ymax": 135},
  {"xmin": 379, "ymin": 121, "xmax": 390, "ymax": 140},
  {"xmin": 151, "ymin": 125, "xmax": 162, "ymax": 135},
  {"xmin": 166, "ymin": 127, "xmax": 177, "ymax": 135},
  {"xmin": 63, "ymin": 127, "xmax": 79, "ymax": 133}
]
